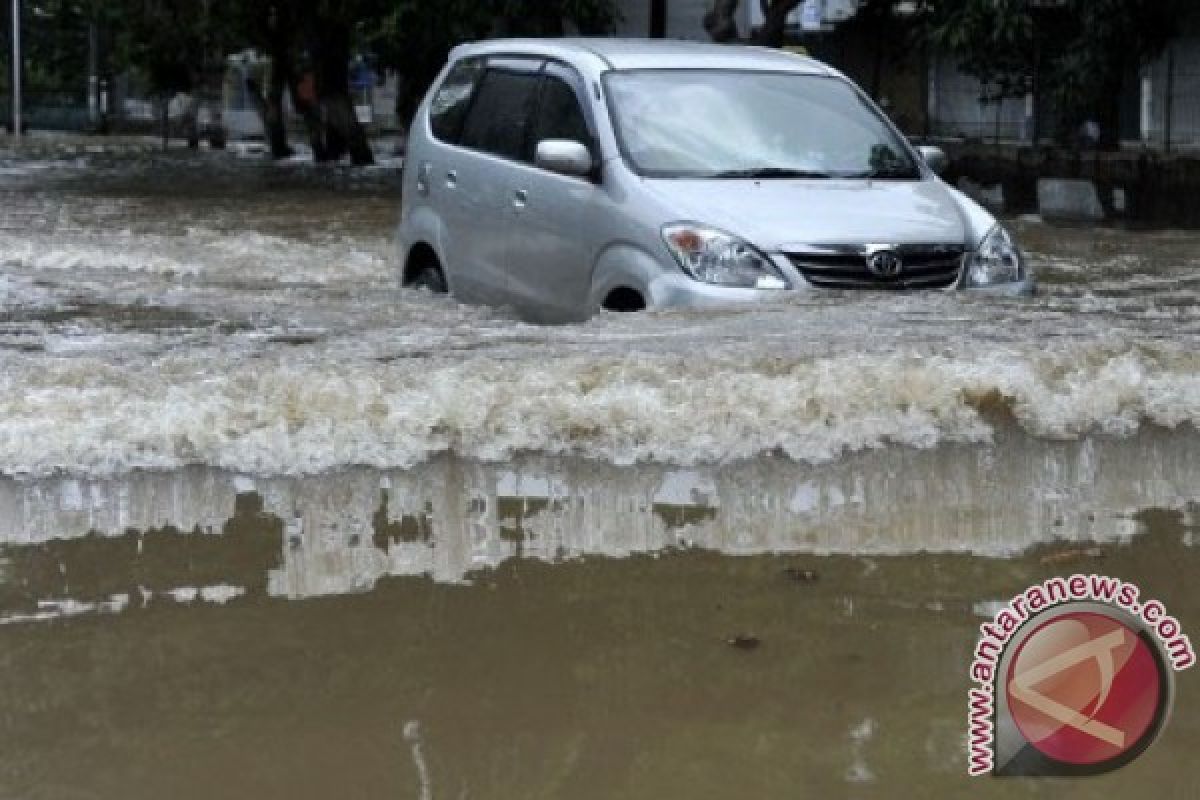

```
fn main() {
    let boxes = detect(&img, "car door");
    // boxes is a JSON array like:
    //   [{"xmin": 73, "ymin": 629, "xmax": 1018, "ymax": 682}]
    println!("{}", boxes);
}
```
[
  {"xmin": 418, "ymin": 56, "xmax": 484, "ymax": 300},
  {"xmin": 504, "ymin": 62, "xmax": 603, "ymax": 322},
  {"xmin": 447, "ymin": 58, "xmax": 543, "ymax": 306}
]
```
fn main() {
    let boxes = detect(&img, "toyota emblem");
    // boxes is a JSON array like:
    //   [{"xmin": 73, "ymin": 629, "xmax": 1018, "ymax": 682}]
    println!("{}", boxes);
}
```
[{"xmin": 866, "ymin": 249, "xmax": 903, "ymax": 277}]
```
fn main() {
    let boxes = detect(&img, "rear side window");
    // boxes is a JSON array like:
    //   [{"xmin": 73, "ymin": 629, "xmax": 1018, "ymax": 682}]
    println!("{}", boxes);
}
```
[
  {"xmin": 430, "ymin": 58, "xmax": 483, "ymax": 143},
  {"xmin": 459, "ymin": 69, "xmax": 542, "ymax": 161},
  {"xmin": 531, "ymin": 75, "xmax": 592, "ymax": 150}
]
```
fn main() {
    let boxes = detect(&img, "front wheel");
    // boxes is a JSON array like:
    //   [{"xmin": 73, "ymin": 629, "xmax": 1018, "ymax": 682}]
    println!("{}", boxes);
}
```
[{"xmin": 409, "ymin": 266, "xmax": 448, "ymax": 294}]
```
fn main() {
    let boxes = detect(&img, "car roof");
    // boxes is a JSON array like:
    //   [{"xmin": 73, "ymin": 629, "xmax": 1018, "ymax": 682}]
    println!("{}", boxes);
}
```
[{"xmin": 452, "ymin": 37, "xmax": 834, "ymax": 75}]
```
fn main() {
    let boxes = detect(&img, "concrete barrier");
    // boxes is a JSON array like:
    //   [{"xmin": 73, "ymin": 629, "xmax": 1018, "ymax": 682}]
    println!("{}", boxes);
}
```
[
  {"xmin": 938, "ymin": 142, "xmax": 1200, "ymax": 227},
  {"xmin": 957, "ymin": 177, "xmax": 1006, "ymax": 212},
  {"xmin": 1037, "ymin": 178, "xmax": 1105, "ymax": 222}
]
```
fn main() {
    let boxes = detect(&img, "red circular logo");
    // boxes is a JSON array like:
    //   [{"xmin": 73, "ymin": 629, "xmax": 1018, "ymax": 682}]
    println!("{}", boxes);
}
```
[{"xmin": 1005, "ymin": 611, "xmax": 1164, "ymax": 766}]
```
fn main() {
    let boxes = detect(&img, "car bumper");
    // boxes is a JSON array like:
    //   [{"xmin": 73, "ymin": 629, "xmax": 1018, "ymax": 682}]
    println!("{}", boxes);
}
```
[
  {"xmin": 647, "ymin": 275, "xmax": 790, "ymax": 309},
  {"xmin": 648, "ymin": 274, "xmax": 1038, "ymax": 309},
  {"xmin": 961, "ymin": 275, "xmax": 1038, "ymax": 296}
]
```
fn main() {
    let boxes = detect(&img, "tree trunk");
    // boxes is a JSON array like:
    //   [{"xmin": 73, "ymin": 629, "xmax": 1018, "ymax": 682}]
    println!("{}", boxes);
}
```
[
  {"xmin": 1096, "ymin": 65, "xmax": 1124, "ymax": 151},
  {"xmin": 324, "ymin": 95, "xmax": 375, "ymax": 165},
  {"xmin": 311, "ymin": 19, "xmax": 374, "ymax": 166},
  {"xmin": 704, "ymin": 0, "xmax": 742, "ymax": 42},
  {"xmin": 256, "ymin": 9, "xmax": 296, "ymax": 160},
  {"xmin": 1031, "ymin": 44, "xmax": 1042, "ymax": 146},
  {"xmin": 870, "ymin": 39, "xmax": 884, "ymax": 100},
  {"xmin": 287, "ymin": 73, "xmax": 331, "ymax": 162},
  {"xmin": 186, "ymin": 102, "xmax": 200, "ymax": 150},
  {"xmin": 160, "ymin": 94, "xmax": 170, "ymax": 151},
  {"xmin": 246, "ymin": 77, "xmax": 292, "ymax": 159},
  {"xmin": 265, "ymin": 73, "xmax": 291, "ymax": 158},
  {"xmin": 754, "ymin": 0, "xmax": 801, "ymax": 48}
]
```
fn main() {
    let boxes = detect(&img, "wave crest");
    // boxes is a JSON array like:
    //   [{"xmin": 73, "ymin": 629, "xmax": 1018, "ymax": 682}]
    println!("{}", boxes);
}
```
[{"xmin": 1, "ymin": 342, "xmax": 1196, "ymax": 477}]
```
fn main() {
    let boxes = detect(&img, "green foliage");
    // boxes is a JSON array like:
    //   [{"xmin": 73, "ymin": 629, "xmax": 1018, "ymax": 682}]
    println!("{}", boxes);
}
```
[
  {"xmin": 8, "ymin": 0, "xmax": 616, "ymax": 97},
  {"xmin": 927, "ymin": 0, "xmax": 1035, "ymax": 101},
  {"xmin": 367, "ymin": 0, "xmax": 618, "ymax": 78},
  {"xmin": 5, "ymin": 0, "xmax": 124, "ymax": 93},
  {"xmin": 366, "ymin": 0, "xmax": 617, "ymax": 122},
  {"xmin": 369, "ymin": 1, "xmax": 495, "ymax": 87},
  {"xmin": 111, "ymin": 1, "xmax": 238, "ymax": 94}
]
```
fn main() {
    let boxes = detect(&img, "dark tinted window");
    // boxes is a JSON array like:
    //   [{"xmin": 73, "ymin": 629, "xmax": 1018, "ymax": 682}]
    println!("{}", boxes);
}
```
[
  {"xmin": 459, "ymin": 69, "xmax": 541, "ymax": 160},
  {"xmin": 532, "ymin": 76, "xmax": 591, "ymax": 149},
  {"xmin": 430, "ymin": 58, "xmax": 484, "ymax": 143}
]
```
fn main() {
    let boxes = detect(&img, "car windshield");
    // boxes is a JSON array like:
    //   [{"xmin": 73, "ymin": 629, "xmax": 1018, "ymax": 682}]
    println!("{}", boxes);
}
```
[{"xmin": 604, "ymin": 70, "xmax": 921, "ymax": 180}]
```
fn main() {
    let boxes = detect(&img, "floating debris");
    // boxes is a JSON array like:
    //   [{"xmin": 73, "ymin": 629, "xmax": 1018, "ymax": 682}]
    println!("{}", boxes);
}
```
[
  {"xmin": 1039, "ymin": 546, "xmax": 1106, "ymax": 566},
  {"xmin": 783, "ymin": 567, "xmax": 820, "ymax": 583},
  {"xmin": 727, "ymin": 634, "xmax": 761, "ymax": 651}
]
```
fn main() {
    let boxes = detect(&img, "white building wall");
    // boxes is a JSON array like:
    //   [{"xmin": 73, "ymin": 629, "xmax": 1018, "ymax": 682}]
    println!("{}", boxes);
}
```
[
  {"xmin": 929, "ymin": 39, "xmax": 1200, "ymax": 148},
  {"xmin": 1142, "ymin": 37, "xmax": 1200, "ymax": 148},
  {"xmin": 928, "ymin": 55, "xmax": 1031, "ymax": 142}
]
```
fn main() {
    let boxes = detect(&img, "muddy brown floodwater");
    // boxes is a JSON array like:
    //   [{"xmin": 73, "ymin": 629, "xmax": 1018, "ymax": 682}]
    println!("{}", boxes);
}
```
[{"xmin": 0, "ymin": 141, "xmax": 1199, "ymax": 798}]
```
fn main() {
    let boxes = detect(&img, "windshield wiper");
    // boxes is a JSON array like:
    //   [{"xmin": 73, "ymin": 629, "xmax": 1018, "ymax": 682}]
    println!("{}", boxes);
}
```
[
  {"xmin": 841, "ymin": 166, "xmax": 921, "ymax": 180},
  {"xmin": 706, "ymin": 167, "xmax": 834, "ymax": 179}
]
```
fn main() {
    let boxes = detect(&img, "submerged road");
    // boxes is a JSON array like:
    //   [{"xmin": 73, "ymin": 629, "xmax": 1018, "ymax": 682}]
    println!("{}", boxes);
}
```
[{"xmin": 0, "ymin": 141, "xmax": 1197, "ymax": 798}]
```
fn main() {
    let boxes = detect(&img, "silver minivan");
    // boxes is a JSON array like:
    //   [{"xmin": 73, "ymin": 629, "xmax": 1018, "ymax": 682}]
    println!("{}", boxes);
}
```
[{"xmin": 398, "ymin": 38, "xmax": 1034, "ymax": 322}]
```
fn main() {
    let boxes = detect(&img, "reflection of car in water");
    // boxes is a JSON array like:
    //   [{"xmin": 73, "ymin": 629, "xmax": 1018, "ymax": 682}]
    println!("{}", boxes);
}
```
[{"xmin": 398, "ymin": 39, "xmax": 1035, "ymax": 322}]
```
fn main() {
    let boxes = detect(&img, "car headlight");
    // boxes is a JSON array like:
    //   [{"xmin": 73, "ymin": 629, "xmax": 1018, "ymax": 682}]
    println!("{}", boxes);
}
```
[
  {"xmin": 964, "ymin": 225, "xmax": 1025, "ymax": 287},
  {"xmin": 661, "ymin": 223, "xmax": 787, "ymax": 289}
]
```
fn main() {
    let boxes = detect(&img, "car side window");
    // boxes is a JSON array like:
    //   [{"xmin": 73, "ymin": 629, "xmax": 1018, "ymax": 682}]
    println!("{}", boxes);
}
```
[
  {"xmin": 429, "ymin": 58, "xmax": 484, "ymax": 144},
  {"xmin": 459, "ymin": 68, "xmax": 541, "ymax": 161},
  {"xmin": 531, "ymin": 75, "xmax": 592, "ymax": 152}
]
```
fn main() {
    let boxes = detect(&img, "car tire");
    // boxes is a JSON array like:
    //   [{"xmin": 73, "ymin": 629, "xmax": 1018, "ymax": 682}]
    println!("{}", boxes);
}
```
[{"xmin": 410, "ymin": 266, "xmax": 448, "ymax": 294}]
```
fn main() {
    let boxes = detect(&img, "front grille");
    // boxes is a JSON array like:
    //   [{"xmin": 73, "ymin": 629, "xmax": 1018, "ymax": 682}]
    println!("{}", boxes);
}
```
[{"xmin": 787, "ymin": 244, "xmax": 965, "ymax": 290}]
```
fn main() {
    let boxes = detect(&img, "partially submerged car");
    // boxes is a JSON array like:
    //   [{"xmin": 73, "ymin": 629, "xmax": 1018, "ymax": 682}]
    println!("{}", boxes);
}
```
[{"xmin": 398, "ymin": 38, "xmax": 1034, "ymax": 322}]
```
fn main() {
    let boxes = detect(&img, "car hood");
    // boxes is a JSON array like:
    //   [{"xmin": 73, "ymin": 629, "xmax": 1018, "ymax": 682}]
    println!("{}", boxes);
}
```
[{"xmin": 641, "ymin": 178, "xmax": 968, "ymax": 251}]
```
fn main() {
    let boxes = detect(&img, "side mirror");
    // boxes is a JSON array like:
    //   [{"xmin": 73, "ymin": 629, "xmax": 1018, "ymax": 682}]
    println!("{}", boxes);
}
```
[
  {"xmin": 917, "ymin": 145, "xmax": 948, "ymax": 175},
  {"xmin": 535, "ymin": 139, "xmax": 593, "ymax": 178}
]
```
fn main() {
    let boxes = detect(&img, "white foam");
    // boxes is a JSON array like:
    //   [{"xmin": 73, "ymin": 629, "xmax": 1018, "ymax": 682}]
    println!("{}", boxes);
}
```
[
  {"xmin": 0, "ymin": 227, "xmax": 392, "ymax": 285},
  {"xmin": 0, "ymin": 340, "xmax": 1197, "ymax": 478},
  {"xmin": 0, "ymin": 592, "xmax": 128, "ymax": 626},
  {"xmin": 3, "ymin": 156, "xmax": 1199, "ymax": 480},
  {"xmin": 166, "ymin": 587, "xmax": 199, "ymax": 603},
  {"xmin": 199, "ymin": 585, "xmax": 245, "ymax": 604}
]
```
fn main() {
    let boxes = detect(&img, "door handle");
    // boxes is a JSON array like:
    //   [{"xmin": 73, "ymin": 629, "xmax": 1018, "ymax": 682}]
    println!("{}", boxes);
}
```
[
  {"xmin": 445, "ymin": 170, "xmax": 458, "ymax": 189},
  {"xmin": 512, "ymin": 189, "xmax": 528, "ymax": 208},
  {"xmin": 416, "ymin": 163, "xmax": 432, "ymax": 195}
]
